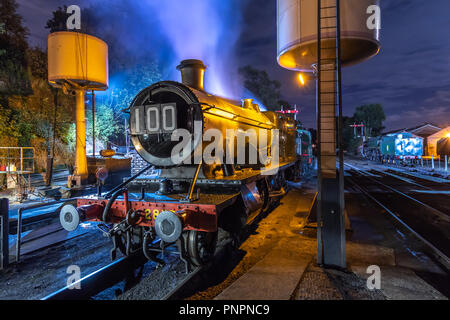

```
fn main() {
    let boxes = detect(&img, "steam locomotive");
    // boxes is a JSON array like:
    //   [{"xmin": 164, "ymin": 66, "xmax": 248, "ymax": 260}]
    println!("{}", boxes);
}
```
[{"xmin": 59, "ymin": 60, "xmax": 310, "ymax": 270}]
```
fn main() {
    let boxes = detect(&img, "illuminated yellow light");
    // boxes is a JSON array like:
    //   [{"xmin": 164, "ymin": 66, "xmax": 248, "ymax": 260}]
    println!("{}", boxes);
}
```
[
  {"xmin": 298, "ymin": 73, "xmax": 305, "ymax": 86},
  {"xmin": 446, "ymin": 132, "xmax": 450, "ymax": 138}
]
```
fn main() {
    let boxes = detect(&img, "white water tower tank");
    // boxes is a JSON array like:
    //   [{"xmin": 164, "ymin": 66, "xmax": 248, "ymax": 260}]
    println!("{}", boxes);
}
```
[{"xmin": 277, "ymin": 0, "xmax": 380, "ymax": 71}]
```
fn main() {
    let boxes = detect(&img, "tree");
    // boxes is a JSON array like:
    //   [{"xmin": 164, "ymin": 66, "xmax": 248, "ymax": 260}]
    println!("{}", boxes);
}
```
[
  {"xmin": 5, "ymin": 45, "xmax": 75, "ymax": 170},
  {"xmin": 45, "ymin": 6, "xmax": 69, "ymax": 33},
  {"xmin": 353, "ymin": 104, "xmax": 386, "ymax": 138},
  {"xmin": 81, "ymin": 62, "xmax": 162, "ymax": 149},
  {"xmin": 0, "ymin": 0, "xmax": 31, "ymax": 98},
  {"xmin": 238, "ymin": 66, "xmax": 282, "ymax": 110},
  {"xmin": 341, "ymin": 116, "xmax": 363, "ymax": 154}
]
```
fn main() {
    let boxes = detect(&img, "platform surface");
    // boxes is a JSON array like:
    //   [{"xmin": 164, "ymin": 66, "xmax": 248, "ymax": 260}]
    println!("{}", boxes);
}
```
[{"xmin": 214, "ymin": 180, "xmax": 447, "ymax": 300}]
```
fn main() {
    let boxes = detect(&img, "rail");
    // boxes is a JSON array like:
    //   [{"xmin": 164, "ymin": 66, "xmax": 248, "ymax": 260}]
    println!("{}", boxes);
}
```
[
  {"xmin": 15, "ymin": 198, "xmax": 77, "ymax": 263},
  {"xmin": 41, "ymin": 253, "xmax": 148, "ymax": 300},
  {"xmin": 345, "ymin": 164, "xmax": 450, "ymax": 270},
  {"xmin": 345, "ymin": 163, "xmax": 449, "ymax": 223},
  {"xmin": 162, "ymin": 266, "xmax": 203, "ymax": 300}
]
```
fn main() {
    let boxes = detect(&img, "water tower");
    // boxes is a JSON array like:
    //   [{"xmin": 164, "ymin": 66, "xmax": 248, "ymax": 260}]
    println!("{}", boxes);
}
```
[
  {"xmin": 277, "ymin": 0, "xmax": 380, "ymax": 268},
  {"xmin": 48, "ymin": 31, "xmax": 109, "ymax": 186}
]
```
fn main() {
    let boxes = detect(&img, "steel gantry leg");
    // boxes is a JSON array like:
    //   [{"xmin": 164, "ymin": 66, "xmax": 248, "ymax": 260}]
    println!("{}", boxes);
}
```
[{"xmin": 316, "ymin": 0, "xmax": 346, "ymax": 269}]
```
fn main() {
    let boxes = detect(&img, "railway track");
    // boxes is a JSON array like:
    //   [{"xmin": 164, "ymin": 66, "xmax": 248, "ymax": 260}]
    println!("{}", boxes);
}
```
[
  {"xmin": 41, "ymin": 253, "xmax": 149, "ymax": 300},
  {"xmin": 39, "ymin": 186, "xmax": 287, "ymax": 300},
  {"xmin": 39, "ymin": 232, "xmax": 237, "ymax": 300},
  {"xmin": 357, "ymin": 169, "xmax": 450, "ymax": 222},
  {"xmin": 384, "ymin": 168, "xmax": 450, "ymax": 190},
  {"xmin": 345, "ymin": 163, "xmax": 450, "ymax": 270}
]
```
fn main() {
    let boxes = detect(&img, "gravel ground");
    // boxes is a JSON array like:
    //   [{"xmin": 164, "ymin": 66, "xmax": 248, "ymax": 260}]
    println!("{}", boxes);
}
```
[{"xmin": 0, "ymin": 222, "xmax": 116, "ymax": 300}]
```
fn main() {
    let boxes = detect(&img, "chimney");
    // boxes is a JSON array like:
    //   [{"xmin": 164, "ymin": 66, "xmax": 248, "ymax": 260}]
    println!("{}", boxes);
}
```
[{"xmin": 177, "ymin": 59, "xmax": 207, "ymax": 91}]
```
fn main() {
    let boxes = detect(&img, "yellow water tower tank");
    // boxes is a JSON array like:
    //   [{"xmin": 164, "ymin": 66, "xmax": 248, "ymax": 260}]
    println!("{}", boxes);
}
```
[
  {"xmin": 48, "ymin": 31, "xmax": 108, "ymax": 185},
  {"xmin": 48, "ymin": 31, "xmax": 108, "ymax": 89},
  {"xmin": 277, "ymin": 0, "xmax": 380, "ymax": 71}
]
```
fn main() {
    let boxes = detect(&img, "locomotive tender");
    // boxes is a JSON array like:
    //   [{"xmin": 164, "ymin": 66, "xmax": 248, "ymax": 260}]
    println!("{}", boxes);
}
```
[{"xmin": 59, "ymin": 60, "xmax": 307, "ymax": 269}]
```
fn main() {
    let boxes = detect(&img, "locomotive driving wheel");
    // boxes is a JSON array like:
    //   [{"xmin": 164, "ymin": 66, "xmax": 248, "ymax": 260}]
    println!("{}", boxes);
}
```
[{"xmin": 186, "ymin": 230, "xmax": 217, "ymax": 267}]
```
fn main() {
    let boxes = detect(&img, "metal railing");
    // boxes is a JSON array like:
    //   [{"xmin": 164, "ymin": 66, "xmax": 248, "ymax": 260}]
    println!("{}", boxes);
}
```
[
  {"xmin": 0, "ymin": 198, "xmax": 8, "ymax": 270},
  {"xmin": 0, "ymin": 147, "xmax": 35, "ymax": 174},
  {"xmin": 15, "ymin": 198, "xmax": 77, "ymax": 263}
]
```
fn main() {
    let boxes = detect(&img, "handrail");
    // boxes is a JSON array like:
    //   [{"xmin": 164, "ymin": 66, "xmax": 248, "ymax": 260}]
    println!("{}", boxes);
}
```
[
  {"xmin": 0, "ymin": 147, "xmax": 35, "ymax": 174},
  {"xmin": 15, "ymin": 198, "xmax": 77, "ymax": 263}
]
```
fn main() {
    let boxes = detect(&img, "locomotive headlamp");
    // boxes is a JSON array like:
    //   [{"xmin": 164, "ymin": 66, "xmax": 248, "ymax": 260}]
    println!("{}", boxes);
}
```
[{"xmin": 154, "ymin": 210, "xmax": 183, "ymax": 243}]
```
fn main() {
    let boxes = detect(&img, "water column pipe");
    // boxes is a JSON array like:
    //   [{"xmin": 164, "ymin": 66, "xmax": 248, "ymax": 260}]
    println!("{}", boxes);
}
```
[{"xmin": 75, "ymin": 90, "xmax": 88, "ymax": 180}]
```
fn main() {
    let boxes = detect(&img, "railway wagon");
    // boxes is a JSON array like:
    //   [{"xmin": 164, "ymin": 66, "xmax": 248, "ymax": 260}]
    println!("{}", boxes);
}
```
[
  {"xmin": 363, "ymin": 136, "xmax": 380, "ymax": 161},
  {"xmin": 364, "ymin": 132, "xmax": 423, "ymax": 163},
  {"xmin": 58, "ymin": 59, "xmax": 309, "ymax": 270}
]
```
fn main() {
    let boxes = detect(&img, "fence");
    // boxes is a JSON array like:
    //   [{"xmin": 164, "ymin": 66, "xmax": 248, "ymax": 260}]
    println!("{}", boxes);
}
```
[
  {"xmin": 0, "ymin": 147, "xmax": 35, "ymax": 174},
  {"xmin": 420, "ymin": 155, "xmax": 449, "ymax": 172}
]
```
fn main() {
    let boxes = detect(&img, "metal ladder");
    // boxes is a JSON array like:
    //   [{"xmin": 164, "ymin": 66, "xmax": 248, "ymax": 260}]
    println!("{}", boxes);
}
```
[
  {"xmin": 316, "ymin": 0, "xmax": 346, "ymax": 268},
  {"xmin": 317, "ymin": 0, "xmax": 343, "ymax": 178}
]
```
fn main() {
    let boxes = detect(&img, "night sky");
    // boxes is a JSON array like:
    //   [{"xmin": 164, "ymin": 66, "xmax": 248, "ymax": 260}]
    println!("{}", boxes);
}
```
[{"xmin": 16, "ymin": 0, "xmax": 450, "ymax": 130}]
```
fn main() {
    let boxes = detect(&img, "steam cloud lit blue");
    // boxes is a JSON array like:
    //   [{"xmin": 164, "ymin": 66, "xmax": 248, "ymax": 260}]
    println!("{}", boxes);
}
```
[
  {"xmin": 87, "ymin": 0, "xmax": 250, "ymax": 99},
  {"xmin": 142, "ymin": 0, "xmax": 247, "ymax": 98}
]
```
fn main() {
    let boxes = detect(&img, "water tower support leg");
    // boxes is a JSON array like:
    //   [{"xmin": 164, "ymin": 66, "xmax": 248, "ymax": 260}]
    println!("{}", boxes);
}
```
[{"xmin": 72, "ymin": 90, "xmax": 88, "ymax": 186}]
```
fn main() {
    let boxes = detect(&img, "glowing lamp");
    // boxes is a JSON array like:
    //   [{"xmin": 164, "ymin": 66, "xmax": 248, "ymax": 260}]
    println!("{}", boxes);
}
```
[{"xmin": 298, "ymin": 73, "xmax": 305, "ymax": 86}]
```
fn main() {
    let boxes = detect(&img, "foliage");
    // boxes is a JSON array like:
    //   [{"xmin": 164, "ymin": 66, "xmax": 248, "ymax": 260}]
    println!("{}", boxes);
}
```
[
  {"xmin": 341, "ymin": 116, "xmax": 362, "ymax": 154},
  {"xmin": 45, "ymin": 6, "xmax": 69, "ymax": 33},
  {"xmin": 83, "ymin": 62, "xmax": 162, "ymax": 147},
  {"xmin": 84, "ymin": 104, "xmax": 121, "ymax": 146},
  {"xmin": 340, "ymin": 105, "xmax": 386, "ymax": 154},
  {"xmin": 0, "ymin": 0, "xmax": 31, "ymax": 96},
  {"xmin": 26, "ymin": 47, "xmax": 47, "ymax": 79},
  {"xmin": 8, "ymin": 73, "xmax": 75, "ymax": 170},
  {"xmin": 353, "ymin": 104, "xmax": 386, "ymax": 137},
  {"xmin": 0, "ymin": 101, "xmax": 19, "ymax": 146}
]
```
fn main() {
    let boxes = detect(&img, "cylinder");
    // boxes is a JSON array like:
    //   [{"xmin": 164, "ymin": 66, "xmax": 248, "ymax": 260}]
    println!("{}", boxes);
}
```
[
  {"xmin": 48, "ymin": 31, "xmax": 108, "ymax": 90},
  {"xmin": 277, "ymin": 0, "xmax": 380, "ymax": 71}
]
